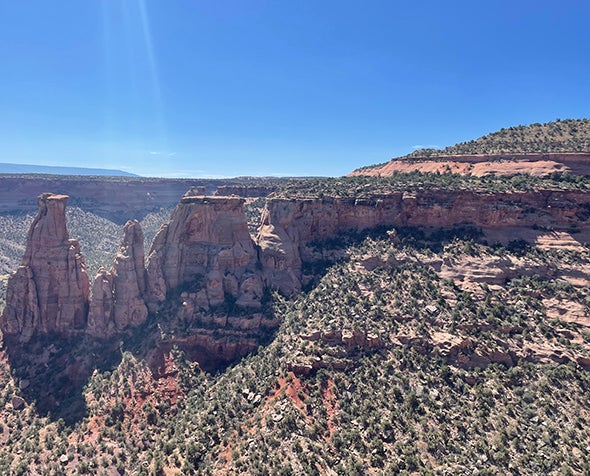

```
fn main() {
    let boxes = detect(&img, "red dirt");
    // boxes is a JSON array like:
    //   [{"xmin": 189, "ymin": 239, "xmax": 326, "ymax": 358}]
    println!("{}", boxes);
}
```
[
  {"xmin": 270, "ymin": 372, "xmax": 308, "ymax": 414},
  {"xmin": 322, "ymin": 379, "xmax": 338, "ymax": 442}
]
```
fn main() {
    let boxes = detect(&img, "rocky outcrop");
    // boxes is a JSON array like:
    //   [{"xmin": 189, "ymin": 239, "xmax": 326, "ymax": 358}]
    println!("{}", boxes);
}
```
[
  {"xmin": 87, "ymin": 267, "xmax": 114, "ymax": 336},
  {"xmin": 87, "ymin": 220, "xmax": 148, "ymax": 336},
  {"xmin": 111, "ymin": 220, "xmax": 148, "ymax": 328},
  {"xmin": 257, "ymin": 191, "xmax": 590, "ymax": 295},
  {"xmin": 5, "ymin": 186, "xmax": 590, "ymax": 372},
  {"xmin": 1, "ymin": 194, "xmax": 90, "ymax": 342},
  {"xmin": 288, "ymin": 328, "xmax": 384, "ymax": 376},
  {"xmin": 146, "ymin": 195, "xmax": 262, "ymax": 311},
  {"xmin": 2, "ymin": 192, "xmax": 273, "ymax": 348},
  {"xmin": 350, "ymin": 153, "xmax": 590, "ymax": 177},
  {"xmin": 0, "ymin": 195, "xmax": 153, "ymax": 341}
]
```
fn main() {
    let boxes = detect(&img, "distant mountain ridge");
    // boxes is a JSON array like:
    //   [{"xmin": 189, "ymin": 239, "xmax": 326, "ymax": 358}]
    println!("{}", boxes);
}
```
[{"xmin": 0, "ymin": 162, "xmax": 138, "ymax": 177}]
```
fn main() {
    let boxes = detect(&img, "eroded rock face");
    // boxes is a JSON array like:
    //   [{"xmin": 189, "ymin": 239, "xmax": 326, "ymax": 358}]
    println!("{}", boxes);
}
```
[
  {"xmin": 87, "ymin": 220, "xmax": 148, "ymax": 336},
  {"xmin": 349, "ymin": 153, "xmax": 590, "ymax": 177},
  {"xmin": 6, "ymin": 186, "xmax": 590, "ymax": 373},
  {"xmin": 256, "ymin": 197, "xmax": 404, "ymax": 295},
  {"xmin": 1, "ymin": 193, "xmax": 90, "ymax": 341},
  {"xmin": 87, "ymin": 267, "xmax": 114, "ymax": 336},
  {"xmin": 256, "ymin": 191, "xmax": 590, "ymax": 295},
  {"xmin": 2, "ymin": 192, "xmax": 271, "ymax": 349},
  {"xmin": 146, "ymin": 195, "xmax": 261, "ymax": 311},
  {"xmin": 111, "ymin": 220, "xmax": 148, "ymax": 329}
]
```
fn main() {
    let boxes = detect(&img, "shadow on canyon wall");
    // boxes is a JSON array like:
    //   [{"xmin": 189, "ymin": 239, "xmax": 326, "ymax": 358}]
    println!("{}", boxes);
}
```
[{"xmin": 3, "ymin": 333, "xmax": 123, "ymax": 425}]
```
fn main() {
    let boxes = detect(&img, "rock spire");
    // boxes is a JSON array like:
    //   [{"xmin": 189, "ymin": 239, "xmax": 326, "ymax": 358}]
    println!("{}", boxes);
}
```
[{"xmin": 1, "ymin": 193, "xmax": 90, "ymax": 341}]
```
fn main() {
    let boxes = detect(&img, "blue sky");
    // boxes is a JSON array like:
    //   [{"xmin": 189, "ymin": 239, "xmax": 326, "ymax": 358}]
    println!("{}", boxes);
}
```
[{"xmin": 0, "ymin": 1, "xmax": 588, "ymax": 178}]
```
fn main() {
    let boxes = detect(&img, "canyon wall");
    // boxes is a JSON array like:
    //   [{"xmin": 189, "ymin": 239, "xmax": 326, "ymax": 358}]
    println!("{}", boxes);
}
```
[
  {"xmin": 3, "ymin": 188, "xmax": 590, "ymax": 349},
  {"xmin": 257, "ymin": 190, "xmax": 590, "ymax": 294},
  {"xmin": 145, "ymin": 194, "xmax": 262, "ymax": 311},
  {"xmin": 0, "ymin": 177, "xmax": 207, "ymax": 218}
]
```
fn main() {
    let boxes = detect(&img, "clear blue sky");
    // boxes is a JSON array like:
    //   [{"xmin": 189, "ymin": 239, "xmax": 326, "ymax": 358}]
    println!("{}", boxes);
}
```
[{"xmin": 0, "ymin": 1, "xmax": 588, "ymax": 178}]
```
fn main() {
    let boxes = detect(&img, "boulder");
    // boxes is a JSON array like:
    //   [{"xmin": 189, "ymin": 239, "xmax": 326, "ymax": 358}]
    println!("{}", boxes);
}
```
[{"xmin": 11, "ymin": 396, "xmax": 25, "ymax": 411}]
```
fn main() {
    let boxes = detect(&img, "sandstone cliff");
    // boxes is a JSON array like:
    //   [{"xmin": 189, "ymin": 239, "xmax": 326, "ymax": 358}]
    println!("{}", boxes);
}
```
[
  {"xmin": 2, "ymin": 191, "xmax": 273, "ymax": 359},
  {"xmin": 257, "ymin": 190, "xmax": 590, "ymax": 295},
  {"xmin": 1, "ymin": 194, "xmax": 90, "ymax": 342},
  {"xmin": 146, "ymin": 194, "xmax": 262, "ymax": 311},
  {"xmin": 350, "ymin": 152, "xmax": 590, "ymax": 177},
  {"xmin": 5, "ymin": 187, "xmax": 590, "ymax": 363},
  {"xmin": 87, "ymin": 220, "xmax": 148, "ymax": 336}
]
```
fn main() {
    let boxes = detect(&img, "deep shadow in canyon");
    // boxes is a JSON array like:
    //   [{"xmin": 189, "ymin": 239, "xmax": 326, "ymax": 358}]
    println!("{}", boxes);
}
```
[
  {"xmin": 2, "ymin": 333, "xmax": 123, "ymax": 425},
  {"xmin": 2, "ymin": 295, "xmax": 281, "ymax": 426}
]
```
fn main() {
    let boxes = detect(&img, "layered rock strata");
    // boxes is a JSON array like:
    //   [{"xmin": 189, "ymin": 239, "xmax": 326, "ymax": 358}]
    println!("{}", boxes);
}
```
[
  {"xmin": 87, "ymin": 220, "xmax": 148, "ymax": 336},
  {"xmin": 5, "ymin": 188, "xmax": 590, "ymax": 355},
  {"xmin": 146, "ymin": 195, "xmax": 262, "ymax": 311},
  {"xmin": 350, "ymin": 153, "xmax": 590, "ymax": 177},
  {"xmin": 1, "ymin": 193, "xmax": 270, "ymax": 354},
  {"xmin": 1, "ymin": 194, "xmax": 90, "ymax": 342},
  {"xmin": 256, "ymin": 190, "xmax": 590, "ymax": 295}
]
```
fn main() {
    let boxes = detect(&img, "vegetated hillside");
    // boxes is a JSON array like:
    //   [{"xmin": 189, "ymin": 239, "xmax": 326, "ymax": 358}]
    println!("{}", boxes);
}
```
[
  {"xmin": 353, "ymin": 118, "xmax": 590, "ymax": 174},
  {"xmin": 1, "ymin": 227, "xmax": 590, "ymax": 474},
  {"xmin": 2, "ymin": 174, "xmax": 590, "ymax": 474},
  {"xmin": 428, "ymin": 118, "xmax": 590, "ymax": 156}
]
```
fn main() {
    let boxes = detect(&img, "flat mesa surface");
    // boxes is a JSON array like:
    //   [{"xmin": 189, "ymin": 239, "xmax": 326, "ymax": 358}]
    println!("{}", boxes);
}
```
[{"xmin": 180, "ymin": 195, "xmax": 244, "ymax": 204}]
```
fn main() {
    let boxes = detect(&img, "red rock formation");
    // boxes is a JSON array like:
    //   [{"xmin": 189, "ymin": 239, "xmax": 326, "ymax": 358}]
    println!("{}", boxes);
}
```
[
  {"xmin": 257, "ymin": 191, "xmax": 590, "ymax": 295},
  {"xmin": 146, "ymin": 194, "xmax": 262, "ymax": 311},
  {"xmin": 350, "ymin": 153, "xmax": 590, "ymax": 177},
  {"xmin": 2, "ymin": 191, "xmax": 271, "ymax": 350},
  {"xmin": 87, "ymin": 220, "xmax": 148, "ymax": 336},
  {"xmin": 6, "ymin": 186, "xmax": 590, "ymax": 374},
  {"xmin": 1, "ymin": 193, "xmax": 90, "ymax": 342},
  {"xmin": 87, "ymin": 267, "xmax": 114, "ymax": 336},
  {"xmin": 111, "ymin": 220, "xmax": 148, "ymax": 328}
]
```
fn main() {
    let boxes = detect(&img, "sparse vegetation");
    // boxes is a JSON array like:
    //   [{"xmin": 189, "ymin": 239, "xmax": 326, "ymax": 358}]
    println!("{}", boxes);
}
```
[
  {"xmin": 272, "ymin": 171, "xmax": 590, "ymax": 199},
  {"xmin": 437, "ymin": 118, "xmax": 590, "ymax": 156},
  {"xmin": 2, "ymin": 220, "xmax": 590, "ymax": 474},
  {"xmin": 2, "ymin": 166, "xmax": 590, "ymax": 473},
  {"xmin": 356, "ymin": 118, "xmax": 590, "ymax": 172}
]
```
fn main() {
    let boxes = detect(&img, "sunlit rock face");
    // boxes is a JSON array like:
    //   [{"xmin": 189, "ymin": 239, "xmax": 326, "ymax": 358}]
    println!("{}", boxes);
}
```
[
  {"xmin": 87, "ymin": 220, "xmax": 148, "ymax": 337},
  {"xmin": 146, "ymin": 194, "xmax": 262, "ymax": 311},
  {"xmin": 256, "ymin": 190, "xmax": 590, "ymax": 297},
  {"xmin": 1, "ymin": 193, "xmax": 90, "ymax": 342}
]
